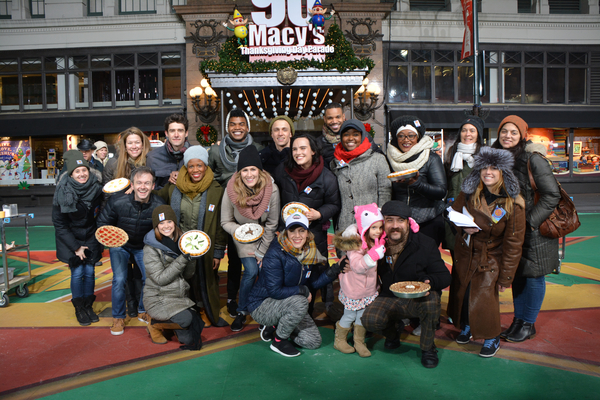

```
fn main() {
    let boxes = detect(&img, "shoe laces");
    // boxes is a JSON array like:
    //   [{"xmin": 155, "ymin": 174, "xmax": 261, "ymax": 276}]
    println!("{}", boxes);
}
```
[
  {"xmin": 460, "ymin": 325, "xmax": 471, "ymax": 336},
  {"xmin": 483, "ymin": 338, "xmax": 498, "ymax": 349}
]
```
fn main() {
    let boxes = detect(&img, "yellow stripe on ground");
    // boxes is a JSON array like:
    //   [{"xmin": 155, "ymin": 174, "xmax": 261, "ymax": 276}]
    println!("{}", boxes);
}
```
[
  {"xmin": 561, "ymin": 263, "xmax": 600, "ymax": 281},
  {"xmin": 499, "ymin": 284, "xmax": 600, "ymax": 313},
  {"xmin": 5, "ymin": 255, "xmax": 57, "ymax": 268},
  {"xmin": 2, "ymin": 331, "xmax": 261, "ymax": 400}
]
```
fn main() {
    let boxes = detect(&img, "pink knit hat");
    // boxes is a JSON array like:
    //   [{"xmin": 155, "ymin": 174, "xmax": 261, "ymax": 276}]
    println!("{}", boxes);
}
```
[{"xmin": 354, "ymin": 203, "xmax": 384, "ymax": 250}]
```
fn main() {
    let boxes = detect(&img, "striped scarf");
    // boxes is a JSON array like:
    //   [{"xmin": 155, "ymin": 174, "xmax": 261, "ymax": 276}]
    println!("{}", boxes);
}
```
[{"xmin": 278, "ymin": 231, "xmax": 326, "ymax": 266}]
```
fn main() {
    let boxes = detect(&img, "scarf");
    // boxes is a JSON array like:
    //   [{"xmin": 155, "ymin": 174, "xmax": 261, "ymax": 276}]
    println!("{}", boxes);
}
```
[
  {"xmin": 387, "ymin": 135, "xmax": 434, "ymax": 172},
  {"xmin": 161, "ymin": 236, "xmax": 182, "ymax": 257},
  {"xmin": 226, "ymin": 172, "xmax": 273, "ymax": 220},
  {"xmin": 285, "ymin": 156, "xmax": 324, "ymax": 193},
  {"xmin": 219, "ymin": 134, "xmax": 254, "ymax": 173},
  {"xmin": 385, "ymin": 234, "xmax": 409, "ymax": 271},
  {"xmin": 333, "ymin": 138, "xmax": 371, "ymax": 165},
  {"xmin": 278, "ymin": 231, "xmax": 327, "ymax": 266},
  {"xmin": 53, "ymin": 172, "xmax": 102, "ymax": 214},
  {"xmin": 450, "ymin": 142, "xmax": 477, "ymax": 172},
  {"xmin": 322, "ymin": 124, "xmax": 341, "ymax": 145},
  {"xmin": 176, "ymin": 165, "xmax": 214, "ymax": 199},
  {"xmin": 166, "ymin": 140, "xmax": 189, "ymax": 163}
]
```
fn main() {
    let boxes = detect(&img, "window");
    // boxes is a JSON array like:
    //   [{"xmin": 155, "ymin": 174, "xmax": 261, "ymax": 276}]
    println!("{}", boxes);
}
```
[
  {"xmin": 29, "ymin": 0, "xmax": 44, "ymax": 18},
  {"xmin": 409, "ymin": 0, "xmax": 448, "ymax": 11},
  {"xmin": 88, "ymin": 0, "xmax": 102, "ymax": 16},
  {"xmin": 119, "ymin": 0, "xmax": 156, "ymax": 14},
  {"xmin": 549, "ymin": 0, "xmax": 580, "ymax": 14},
  {"xmin": 0, "ymin": 0, "xmax": 10, "ymax": 19},
  {"xmin": 518, "ymin": 0, "xmax": 533, "ymax": 13}
]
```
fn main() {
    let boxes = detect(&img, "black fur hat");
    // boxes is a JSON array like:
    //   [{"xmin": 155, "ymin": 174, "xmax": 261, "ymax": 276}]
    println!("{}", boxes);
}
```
[{"xmin": 461, "ymin": 146, "xmax": 520, "ymax": 198}]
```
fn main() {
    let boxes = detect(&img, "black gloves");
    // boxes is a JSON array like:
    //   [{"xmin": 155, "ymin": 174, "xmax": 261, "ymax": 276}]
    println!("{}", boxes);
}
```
[
  {"xmin": 325, "ymin": 261, "xmax": 343, "ymax": 279},
  {"xmin": 298, "ymin": 285, "xmax": 310, "ymax": 298}
]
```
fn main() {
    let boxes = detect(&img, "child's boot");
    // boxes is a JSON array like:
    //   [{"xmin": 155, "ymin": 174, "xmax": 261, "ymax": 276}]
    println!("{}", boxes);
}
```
[
  {"xmin": 333, "ymin": 321, "xmax": 355, "ymax": 354},
  {"xmin": 353, "ymin": 324, "xmax": 371, "ymax": 357}
]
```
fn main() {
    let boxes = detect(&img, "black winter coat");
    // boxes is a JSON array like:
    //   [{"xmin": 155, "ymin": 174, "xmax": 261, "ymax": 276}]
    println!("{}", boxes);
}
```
[
  {"xmin": 97, "ymin": 192, "xmax": 165, "ymax": 249},
  {"xmin": 391, "ymin": 151, "xmax": 447, "ymax": 223},
  {"xmin": 273, "ymin": 163, "xmax": 340, "ymax": 256},
  {"xmin": 259, "ymin": 142, "xmax": 291, "ymax": 176},
  {"xmin": 378, "ymin": 231, "xmax": 451, "ymax": 298}
]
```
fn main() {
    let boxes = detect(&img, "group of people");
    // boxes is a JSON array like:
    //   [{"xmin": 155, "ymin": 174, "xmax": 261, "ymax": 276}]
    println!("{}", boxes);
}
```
[{"xmin": 52, "ymin": 104, "xmax": 561, "ymax": 366}]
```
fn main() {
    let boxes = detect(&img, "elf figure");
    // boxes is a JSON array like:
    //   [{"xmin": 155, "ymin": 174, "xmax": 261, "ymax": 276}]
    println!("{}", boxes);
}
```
[
  {"xmin": 308, "ymin": 0, "xmax": 335, "ymax": 29},
  {"xmin": 223, "ymin": 9, "xmax": 249, "ymax": 47}
]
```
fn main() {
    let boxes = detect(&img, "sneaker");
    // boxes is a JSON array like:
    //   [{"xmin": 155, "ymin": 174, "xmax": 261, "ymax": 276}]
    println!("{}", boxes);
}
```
[
  {"xmin": 138, "ymin": 312, "xmax": 150, "ymax": 324},
  {"xmin": 227, "ymin": 300, "xmax": 238, "ymax": 318},
  {"xmin": 231, "ymin": 313, "xmax": 246, "ymax": 332},
  {"xmin": 111, "ymin": 318, "xmax": 125, "ymax": 336},
  {"xmin": 456, "ymin": 325, "xmax": 472, "ymax": 344},
  {"xmin": 270, "ymin": 337, "xmax": 301, "ymax": 357},
  {"xmin": 479, "ymin": 337, "xmax": 500, "ymax": 358},
  {"xmin": 411, "ymin": 324, "xmax": 422, "ymax": 337},
  {"xmin": 260, "ymin": 325, "xmax": 276, "ymax": 342}
]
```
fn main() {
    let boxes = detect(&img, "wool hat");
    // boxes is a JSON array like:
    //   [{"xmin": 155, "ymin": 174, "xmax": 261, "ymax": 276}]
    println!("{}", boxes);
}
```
[
  {"xmin": 225, "ymin": 109, "xmax": 251, "ymax": 135},
  {"xmin": 285, "ymin": 212, "xmax": 309, "ymax": 230},
  {"xmin": 94, "ymin": 140, "xmax": 108, "ymax": 151},
  {"xmin": 380, "ymin": 200, "xmax": 412, "ymax": 219},
  {"xmin": 237, "ymin": 145, "xmax": 263, "ymax": 171},
  {"xmin": 354, "ymin": 203, "xmax": 384, "ymax": 250},
  {"xmin": 390, "ymin": 115, "xmax": 426, "ymax": 150},
  {"xmin": 339, "ymin": 119, "xmax": 368, "ymax": 141},
  {"xmin": 269, "ymin": 115, "xmax": 295, "ymax": 137},
  {"xmin": 152, "ymin": 205, "xmax": 178, "ymax": 229},
  {"xmin": 498, "ymin": 115, "xmax": 528, "ymax": 140},
  {"xmin": 459, "ymin": 116, "xmax": 484, "ymax": 145},
  {"xmin": 183, "ymin": 145, "xmax": 209, "ymax": 167},
  {"xmin": 77, "ymin": 139, "xmax": 97, "ymax": 151},
  {"xmin": 461, "ymin": 146, "xmax": 520, "ymax": 198},
  {"xmin": 64, "ymin": 149, "xmax": 89, "ymax": 176}
]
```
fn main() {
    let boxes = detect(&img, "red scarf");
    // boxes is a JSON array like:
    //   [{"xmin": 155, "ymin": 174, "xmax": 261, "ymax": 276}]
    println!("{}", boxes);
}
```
[
  {"xmin": 334, "ymin": 138, "xmax": 371, "ymax": 164},
  {"xmin": 285, "ymin": 156, "xmax": 324, "ymax": 193}
]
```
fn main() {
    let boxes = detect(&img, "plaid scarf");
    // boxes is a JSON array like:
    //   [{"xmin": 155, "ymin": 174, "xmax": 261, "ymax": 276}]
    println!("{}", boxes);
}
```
[{"xmin": 278, "ymin": 231, "xmax": 327, "ymax": 266}]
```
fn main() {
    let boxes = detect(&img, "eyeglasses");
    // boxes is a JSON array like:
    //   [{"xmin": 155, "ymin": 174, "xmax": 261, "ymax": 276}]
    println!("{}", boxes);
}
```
[{"xmin": 397, "ymin": 134, "xmax": 417, "ymax": 141}]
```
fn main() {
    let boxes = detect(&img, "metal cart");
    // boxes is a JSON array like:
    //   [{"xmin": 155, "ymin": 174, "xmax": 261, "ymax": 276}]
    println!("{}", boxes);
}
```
[{"xmin": 0, "ymin": 214, "xmax": 32, "ymax": 307}]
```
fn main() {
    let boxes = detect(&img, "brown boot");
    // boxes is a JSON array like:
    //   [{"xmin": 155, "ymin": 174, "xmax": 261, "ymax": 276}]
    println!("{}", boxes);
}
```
[
  {"xmin": 199, "ymin": 309, "xmax": 212, "ymax": 327},
  {"xmin": 147, "ymin": 323, "xmax": 167, "ymax": 345},
  {"xmin": 333, "ymin": 321, "xmax": 356, "ymax": 354},
  {"xmin": 353, "ymin": 325, "xmax": 371, "ymax": 357}
]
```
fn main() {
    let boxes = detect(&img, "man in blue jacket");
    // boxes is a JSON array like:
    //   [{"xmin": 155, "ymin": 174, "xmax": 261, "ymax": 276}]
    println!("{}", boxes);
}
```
[{"xmin": 147, "ymin": 114, "xmax": 190, "ymax": 190}]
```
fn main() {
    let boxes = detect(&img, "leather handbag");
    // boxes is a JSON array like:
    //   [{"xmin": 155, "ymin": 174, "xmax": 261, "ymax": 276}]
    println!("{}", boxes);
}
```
[{"xmin": 527, "ymin": 159, "xmax": 581, "ymax": 239}]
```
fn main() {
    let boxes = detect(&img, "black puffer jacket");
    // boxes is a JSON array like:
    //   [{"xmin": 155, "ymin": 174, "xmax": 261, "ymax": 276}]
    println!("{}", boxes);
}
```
[
  {"xmin": 511, "ymin": 143, "xmax": 561, "ymax": 277},
  {"xmin": 97, "ymin": 192, "xmax": 165, "ymax": 249},
  {"xmin": 391, "ymin": 151, "xmax": 447, "ymax": 223},
  {"xmin": 273, "ymin": 162, "xmax": 340, "ymax": 256},
  {"xmin": 259, "ymin": 142, "xmax": 291, "ymax": 176}
]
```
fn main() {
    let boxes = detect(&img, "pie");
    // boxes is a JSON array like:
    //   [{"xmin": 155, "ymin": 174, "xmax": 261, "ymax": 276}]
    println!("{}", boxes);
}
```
[
  {"xmin": 234, "ymin": 223, "xmax": 264, "ymax": 243},
  {"xmin": 179, "ymin": 230, "xmax": 211, "ymax": 257},
  {"xmin": 103, "ymin": 178, "xmax": 130, "ymax": 194},
  {"xmin": 387, "ymin": 169, "xmax": 419, "ymax": 182},
  {"xmin": 281, "ymin": 202, "xmax": 310, "ymax": 221},
  {"xmin": 390, "ymin": 281, "xmax": 431, "ymax": 298},
  {"xmin": 95, "ymin": 225, "xmax": 129, "ymax": 248}
]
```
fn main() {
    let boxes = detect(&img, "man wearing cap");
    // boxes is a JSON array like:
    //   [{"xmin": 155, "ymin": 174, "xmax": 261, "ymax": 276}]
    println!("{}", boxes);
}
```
[
  {"xmin": 361, "ymin": 200, "xmax": 451, "ymax": 368},
  {"xmin": 208, "ymin": 109, "xmax": 263, "ymax": 317},
  {"xmin": 147, "ymin": 114, "xmax": 191, "ymax": 190},
  {"xmin": 97, "ymin": 166, "xmax": 165, "ymax": 336},
  {"xmin": 259, "ymin": 115, "xmax": 294, "ymax": 175}
]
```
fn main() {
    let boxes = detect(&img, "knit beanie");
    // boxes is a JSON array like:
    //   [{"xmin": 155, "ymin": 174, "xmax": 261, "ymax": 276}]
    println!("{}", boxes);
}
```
[
  {"xmin": 390, "ymin": 115, "xmax": 426, "ymax": 149},
  {"xmin": 498, "ymin": 115, "xmax": 528, "ymax": 140},
  {"xmin": 183, "ymin": 145, "xmax": 209, "ymax": 167},
  {"xmin": 225, "ymin": 109, "xmax": 251, "ymax": 135},
  {"xmin": 64, "ymin": 150, "xmax": 89, "ymax": 176},
  {"xmin": 269, "ymin": 115, "xmax": 295, "ymax": 136},
  {"xmin": 459, "ymin": 116, "xmax": 484, "ymax": 145},
  {"xmin": 354, "ymin": 203, "xmax": 384, "ymax": 250},
  {"xmin": 94, "ymin": 141, "xmax": 108, "ymax": 151},
  {"xmin": 152, "ymin": 205, "xmax": 178, "ymax": 229},
  {"xmin": 237, "ymin": 145, "xmax": 263, "ymax": 171},
  {"xmin": 381, "ymin": 200, "xmax": 412, "ymax": 219},
  {"xmin": 461, "ymin": 146, "xmax": 520, "ymax": 198},
  {"xmin": 339, "ymin": 119, "xmax": 368, "ymax": 141}
]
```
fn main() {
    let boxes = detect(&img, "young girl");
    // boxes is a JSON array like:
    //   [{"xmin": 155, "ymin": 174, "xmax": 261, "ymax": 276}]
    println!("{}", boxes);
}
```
[{"xmin": 333, "ymin": 203, "xmax": 386, "ymax": 357}]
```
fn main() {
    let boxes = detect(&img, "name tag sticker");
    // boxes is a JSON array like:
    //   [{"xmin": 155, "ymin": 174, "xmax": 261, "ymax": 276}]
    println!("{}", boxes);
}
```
[
  {"xmin": 304, "ymin": 186, "xmax": 313, "ymax": 194},
  {"xmin": 491, "ymin": 206, "xmax": 506, "ymax": 223},
  {"xmin": 386, "ymin": 256, "xmax": 393, "ymax": 265},
  {"xmin": 208, "ymin": 204, "xmax": 215, "ymax": 212},
  {"xmin": 305, "ymin": 270, "xmax": 311, "ymax": 279}
]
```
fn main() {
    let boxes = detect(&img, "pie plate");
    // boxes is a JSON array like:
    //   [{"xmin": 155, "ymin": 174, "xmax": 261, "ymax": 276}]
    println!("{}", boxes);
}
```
[
  {"xmin": 387, "ymin": 171, "xmax": 418, "ymax": 182},
  {"xmin": 103, "ymin": 178, "xmax": 131, "ymax": 193},
  {"xmin": 390, "ymin": 281, "xmax": 431, "ymax": 299},
  {"xmin": 95, "ymin": 225, "xmax": 129, "ymax": 248},
  {"xmin": 281, "ymin": 202, "xmax": 310, "ymax": 221},
  {"xmin": 234, "ymin": 223, "xmax": 264, "ymax": 243},
  {"xmin": 179, "ymin": 230, "xmax": 211, "ymax": 257}
]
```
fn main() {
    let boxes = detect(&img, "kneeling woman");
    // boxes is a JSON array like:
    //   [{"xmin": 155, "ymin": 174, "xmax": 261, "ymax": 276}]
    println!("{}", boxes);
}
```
[
  {"xmin": 143, "ymin": 205, "xmax": 204, "ymax": 350},
  {"xmin": 247, "ymin": 213, "xmax": 342, "ymax": 357},
  {"xmin": 447, "ymin": 147, "xmax": 526, "ymax": 358}
]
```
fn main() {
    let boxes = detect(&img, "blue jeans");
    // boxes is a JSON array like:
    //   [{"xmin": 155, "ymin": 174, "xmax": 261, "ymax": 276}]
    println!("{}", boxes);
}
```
[
  {"xmin": 238, "ymin": 257, "xmax": 259, "ymax": 314},
  {"xmin": 109, "ymin": 246, "xmax": 147, "ymax": 319},
  {"xmin": 70, "ymin": 263, "xmax": 95, "ymax": 298},
  {"xmin": 512, "ymin": 275, "xmax": 546, "ymax": 324}
]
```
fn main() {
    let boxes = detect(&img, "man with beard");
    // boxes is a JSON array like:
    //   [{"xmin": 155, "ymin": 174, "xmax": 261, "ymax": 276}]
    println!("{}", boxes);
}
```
[
  {"xmin": 361, "ymin": 201, "xmax": 451, "ymax": 368},
  {"xmin": 208, "ymin": 109, "xmax": 263, "ymax": 319},
  {"xmin": 147, "ymin": 114, "xmax": 190, "ymax": 190}
]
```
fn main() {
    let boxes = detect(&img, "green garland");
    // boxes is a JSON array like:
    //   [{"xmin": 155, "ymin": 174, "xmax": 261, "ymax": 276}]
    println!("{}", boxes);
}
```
[
  {"xmin": 196, "ymin": 125, "xmax": 218, "ymax": 147},
  {"xmin": 200, "ymin": 24, "xmax": 374, "ymax": 75}
]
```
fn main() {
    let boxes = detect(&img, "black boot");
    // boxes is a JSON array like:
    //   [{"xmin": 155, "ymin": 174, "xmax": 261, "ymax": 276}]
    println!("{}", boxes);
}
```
[
  {"xmin": 72, "ymin": 297, "xmax": 91, "ymax": 326},
  {"xmin": 500, "ymin": 317, "xmax": 523, "ymax": 339},
  {"xmin": 84, "ymin": 295, "xmax": 100, "ymax": 323},
  {"xmin": 506, "ymin": 321, "xmax": 536, "ymax": 343}
]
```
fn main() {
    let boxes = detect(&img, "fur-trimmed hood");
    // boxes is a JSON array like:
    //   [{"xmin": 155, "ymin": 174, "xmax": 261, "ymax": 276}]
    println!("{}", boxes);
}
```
[
  {"xmin": 333, "ymin": 224, "xmax": 362, "ymax": 251},
  {"xmin": 461, "ymin": 146, "xmax": 520, "ymax": 198}
]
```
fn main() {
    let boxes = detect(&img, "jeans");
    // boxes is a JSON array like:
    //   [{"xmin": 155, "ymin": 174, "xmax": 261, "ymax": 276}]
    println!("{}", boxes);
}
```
[
  {"xmin": 238, "ymin": 257, "xmax": 259, "ymax": 314},
  {"xmin": 512, "ymin": 275, "xmax": 546, "ymax": 324},
  {"xmin": 70, "ymin": 263, "xmax": 95, "ymax": 298},
  {"xmin": 109, "ymin": 246, "xmax": 147, "ymax": 318}
]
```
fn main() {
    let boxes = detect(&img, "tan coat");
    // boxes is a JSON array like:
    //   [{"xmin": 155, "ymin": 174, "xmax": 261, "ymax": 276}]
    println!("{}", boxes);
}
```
[{"xmin": 447, "ymin": 192, "xmax": 526, "ymax": 339}]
